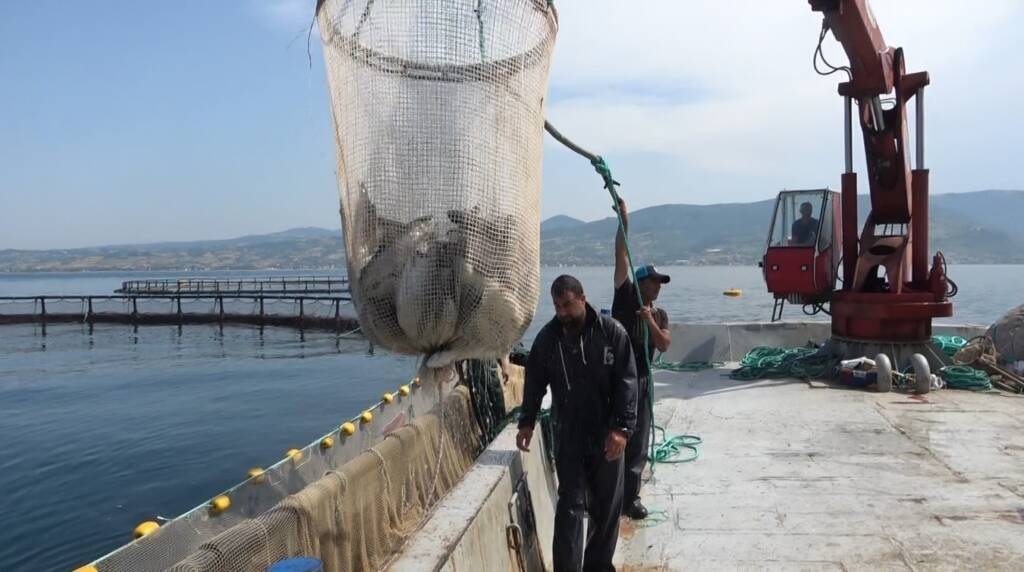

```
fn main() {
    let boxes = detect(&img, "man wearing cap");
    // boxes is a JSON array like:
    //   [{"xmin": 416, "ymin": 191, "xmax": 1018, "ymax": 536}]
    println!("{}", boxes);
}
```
[{"xmin": 612, "ymin": 198, "xmax": 672, "ymax": 520}]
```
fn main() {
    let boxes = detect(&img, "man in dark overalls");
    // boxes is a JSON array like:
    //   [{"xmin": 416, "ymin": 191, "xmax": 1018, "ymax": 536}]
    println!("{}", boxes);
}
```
[
  {"xmin": 611, "ymin": 198, "xmax": 672, "ymax": 520},
  {"xmin": 517, "ymin": 275, "xmax": 638, "ymax": 572}
]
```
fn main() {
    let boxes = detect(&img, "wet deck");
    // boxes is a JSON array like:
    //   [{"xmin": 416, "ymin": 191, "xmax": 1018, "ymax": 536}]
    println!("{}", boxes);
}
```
[{"xmin": 616, "ymin": 366, "xmax": 1024, "ymax": 571}]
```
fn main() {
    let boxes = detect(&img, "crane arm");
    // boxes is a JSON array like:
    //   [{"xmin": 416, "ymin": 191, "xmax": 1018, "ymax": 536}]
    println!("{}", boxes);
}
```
[
  {"xmin": 809, "ymin": 0, "xmax": 929, "ymax": 228},
  {"xmin": 809, "ymin": 0, "xmax": 893, "ymax": 97}
]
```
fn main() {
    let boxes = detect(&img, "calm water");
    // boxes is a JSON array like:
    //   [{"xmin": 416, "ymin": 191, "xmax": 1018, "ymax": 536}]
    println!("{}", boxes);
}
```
[
  {"xmin": 1, "ymin": 266, "xmax": 1021, "ymax": 571},
  {"xmin": 535, "ymin": 264, "xmax": 1022, "ymax": 328}
]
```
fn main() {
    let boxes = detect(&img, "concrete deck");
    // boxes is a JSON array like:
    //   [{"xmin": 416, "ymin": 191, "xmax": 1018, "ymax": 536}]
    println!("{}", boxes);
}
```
[{"xmin": 617, "ymin": 367, "xmax": 1024, "ymax": 571}]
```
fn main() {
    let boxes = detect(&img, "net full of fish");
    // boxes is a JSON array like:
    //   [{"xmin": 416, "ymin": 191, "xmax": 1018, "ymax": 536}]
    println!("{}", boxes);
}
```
[{"xmin": 317, "ymin": 0, "xmax": 559, "ymax": 367}]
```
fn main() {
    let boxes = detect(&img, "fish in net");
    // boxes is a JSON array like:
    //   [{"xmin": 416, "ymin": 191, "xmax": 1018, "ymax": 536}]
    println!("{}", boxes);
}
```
[{"xmin": 317, "ymin": 0, "xmax": 558, "ymax": 367}]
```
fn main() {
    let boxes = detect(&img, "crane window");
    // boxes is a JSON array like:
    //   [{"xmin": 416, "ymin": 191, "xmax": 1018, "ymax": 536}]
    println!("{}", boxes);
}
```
[{"xmin": 768, "ymin": 191, "xmax": 827, "ymax": 248}]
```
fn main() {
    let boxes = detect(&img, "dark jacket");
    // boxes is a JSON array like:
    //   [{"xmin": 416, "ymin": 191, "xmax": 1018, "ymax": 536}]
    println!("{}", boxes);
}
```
[{"xmin": 519, "ymin": 304, "xmax": 638, "ymax": 452}]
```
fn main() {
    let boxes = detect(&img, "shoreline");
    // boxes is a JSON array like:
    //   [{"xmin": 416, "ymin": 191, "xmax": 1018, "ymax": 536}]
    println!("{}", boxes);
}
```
[{"xmin": 5, "ymin": 261, "xmax": 1024, "ymax": 275}]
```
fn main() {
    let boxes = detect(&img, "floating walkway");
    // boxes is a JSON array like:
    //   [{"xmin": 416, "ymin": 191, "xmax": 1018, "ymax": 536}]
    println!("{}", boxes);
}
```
[
  {"xmin": 0, "ymin": 293, "xmax": 357, "ymax": 332},
  {"xmin": 115, "ymin": 276, "xmax": 349, "ymax": 296}
]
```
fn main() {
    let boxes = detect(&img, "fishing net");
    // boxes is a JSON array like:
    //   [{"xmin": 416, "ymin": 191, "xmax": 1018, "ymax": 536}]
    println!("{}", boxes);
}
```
[
  {"xmin": 316, "ymin": 0, "xmax": 558, "ymax": 367},
  {"xmin": 87, "ymin": 380, "xmax": 481, "ymax": 572},
  {"xmin": 165, "ymin": 388, "xmax": 480, "ymax": 572},
  {"xmin": 988, "ymin": 304, "xmax": 1024, "ymax": 364}
]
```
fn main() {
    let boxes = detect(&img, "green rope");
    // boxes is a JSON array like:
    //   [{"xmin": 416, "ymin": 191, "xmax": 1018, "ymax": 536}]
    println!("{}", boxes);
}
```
[
  {"xmin": 651, "ymin": 426, "xmax": 702, "ymax": 464},
  {"xmin": 464, "ymin": 359, "xmax": 510, "ymax": 444},
  {"xmin": 939, "ymin": 365, "xmax": 992, "ymax": 391},
  {"xmin": 932, "ymin": 335, "xmax": 992, "ymax": 391},
  {"xmin": 653, "ymin": 355, "xmax": 723, "ymax": 372},
  {"xmin": 591, "ymin": 157, "xmax": 669, "ymax": 468},
  {"xmin": 632, "ymin": 509, "xmax": 670, "ymax": 529},
  {"xmin": 932, "ymin": 335, "xmax": 968, "ymax": 357},
  {"xmin": 591, "ymin": 157, "xmax": 699, "ymax": 469},
  {"xmin": 729, "ymin": 346, "xmax": 835, "ymax": 380},
  {"xmin": 544, "ymin": 120, "xmax": 699, "ymax": 470}
]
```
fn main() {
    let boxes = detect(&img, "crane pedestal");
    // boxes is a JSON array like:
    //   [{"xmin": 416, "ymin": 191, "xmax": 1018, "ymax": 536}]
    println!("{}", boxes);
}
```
[{"xmin": 828, "ymin": 291, "xmax": 953, "ymax": 370}]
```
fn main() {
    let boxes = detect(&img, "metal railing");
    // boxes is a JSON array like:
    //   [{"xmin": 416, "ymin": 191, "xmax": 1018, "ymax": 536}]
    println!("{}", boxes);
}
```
[
  {"xmin": 115, "ymin": 276, "xmax": 350, "ymax": 296},
  {"xmin": 0, "ymin": 294, "xmax": 358, "ymax": 332}
]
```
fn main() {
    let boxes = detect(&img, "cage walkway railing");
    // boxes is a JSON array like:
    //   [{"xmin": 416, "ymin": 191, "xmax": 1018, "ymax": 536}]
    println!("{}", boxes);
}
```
[
  {"xmin": 0, "ymin": 294, "xmax": 358, "ymax": 332},
  {"xmin": 115, "ymin": 276, "xmax": 350, "ymax": 296}
]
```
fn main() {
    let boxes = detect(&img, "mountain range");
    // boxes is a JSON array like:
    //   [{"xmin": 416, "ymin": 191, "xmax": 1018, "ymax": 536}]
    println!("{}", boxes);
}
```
[
  {"xmin": 540, "ymin": 190, "xmax": 1024, "ymax": 265},
  {"xmin": 2, "ymin": 190, "xmax": 1022, "ymax": 272}
]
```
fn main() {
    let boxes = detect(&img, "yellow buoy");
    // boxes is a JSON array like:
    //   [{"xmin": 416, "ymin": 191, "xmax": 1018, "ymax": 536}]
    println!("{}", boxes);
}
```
[
  {"xmin": 340, "ymin": 422, "xmax": 356, "ymax": 436},
  {"xmin": 133, "ymin": 520, "xmax": 160, "ymax": 539},
  {"xmin": 73, "ymin": 566, "xmax": 99, "ymax": 572},
  {"xmin": 320, "ymin": 436, "xmax": 335, "ymax": 449},
  {"xmin": 209, "ymin": 495, "xmax": 231, "ymax": 514},
  {"xmin": 360, "ymin": 410, "xmax": 373, "ymax": 424},
  {"xmin": 247, "ymin": 467, "xmax": 266, "ymax": 484},
  {"xmin": 287, "ymin": 448, "xmax": 303, "ymax": 462},
  {"xmin": 381, "ymin": 392, "xmax": 394, "ymax": 404},
  {"xmin": 723, "ymin": 288, "xmax": 743, "ymax": 297},
  {"xmin": 398, "ymin": 385, "xmax": 411, "ymax": 396}
]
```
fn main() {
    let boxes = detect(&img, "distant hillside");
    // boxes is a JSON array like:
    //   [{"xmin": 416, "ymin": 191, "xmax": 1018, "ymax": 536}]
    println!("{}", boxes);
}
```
[
  {"xmin": 101, "ymin": 227, "xmax": 340, "ymax": 252},
  {"xmin": 540, "ymin": 215, "xmax": 585, "ymax": 232},
  {"xmin": 542, "ymin": 191, "xmax": 1024, "ymax": 265},
  {"xmin": 931, "ymin": 190, "xmax": 1024, "ymax": 240},
  {"xmin": 2, "ymin": 191, "xmax": 1022, "ymax": 271},
  {"xmin": 541, "ymin": 200, "xmax": 775, "ymax": 265},
  {"xmin": 0, "ymin": 228, "xmax": 346, "ymax": 272}
]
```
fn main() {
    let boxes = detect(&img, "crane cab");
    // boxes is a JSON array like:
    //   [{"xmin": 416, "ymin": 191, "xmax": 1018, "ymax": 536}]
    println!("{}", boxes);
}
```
[{"xmin": 762, "ymin": 189, "xmax": 842, "ymax": 320}]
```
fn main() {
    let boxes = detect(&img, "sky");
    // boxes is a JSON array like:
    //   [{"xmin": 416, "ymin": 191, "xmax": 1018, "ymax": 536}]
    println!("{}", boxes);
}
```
[{"xmin": 2, "ymin": 0, "xmax": 1022, "ymax": 250}]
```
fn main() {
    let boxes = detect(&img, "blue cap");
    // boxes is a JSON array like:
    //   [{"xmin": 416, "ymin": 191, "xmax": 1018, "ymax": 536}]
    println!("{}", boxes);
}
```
[
  {"xmin": 268, "ymin": 558, "xmax": 324, "ymax": 572},
  {"xmin": 634, "ymin": 264, "xmax": 670, "ymax": 284}
]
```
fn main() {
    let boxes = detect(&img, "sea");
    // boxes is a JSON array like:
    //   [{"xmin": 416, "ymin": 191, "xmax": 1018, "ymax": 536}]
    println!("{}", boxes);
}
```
[{"xmin": 1, "ymin": 265, "xmax": 1021, "ymax": 571}]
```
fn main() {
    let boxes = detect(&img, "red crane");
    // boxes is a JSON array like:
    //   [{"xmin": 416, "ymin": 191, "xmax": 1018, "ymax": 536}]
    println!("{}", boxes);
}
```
[{"xmin": 764, "ymin": 0, "xmax": 952, "ymax": 359}]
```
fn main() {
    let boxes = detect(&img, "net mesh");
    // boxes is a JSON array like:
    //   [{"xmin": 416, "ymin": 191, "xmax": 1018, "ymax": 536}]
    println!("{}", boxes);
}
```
[
  {"xmin": 163, "ymin": 385, "xmax": 483, "ymax": 572},
  {"xmin": 82, "ymin": 363, "xmax": 525, "ymax": 571},
  {"xmin": 988, "ymin": 304, "xmax": 1024, "ymax": 363},
  {"xmin": 317, "ymin": 0, "xmax": 558, "ymax": 367}
]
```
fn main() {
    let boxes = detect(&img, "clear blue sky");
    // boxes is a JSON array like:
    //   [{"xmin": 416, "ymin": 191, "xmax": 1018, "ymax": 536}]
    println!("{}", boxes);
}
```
[
  {"xmin": 2, "ymin": 1, "xmax": 337, "ymax": 249},
  {"xmin": 2, "ymin": 1, "xmax": 1022, "ymax": 249}
]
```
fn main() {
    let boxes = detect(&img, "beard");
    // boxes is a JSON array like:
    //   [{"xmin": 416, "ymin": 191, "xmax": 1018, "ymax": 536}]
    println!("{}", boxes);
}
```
[{"xmin": 558, "ymin": 307, "xmax": 585, "ymax": 329}]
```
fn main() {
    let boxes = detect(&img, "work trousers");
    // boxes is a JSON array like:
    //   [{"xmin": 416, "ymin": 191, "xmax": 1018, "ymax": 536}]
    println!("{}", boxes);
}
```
[
  {"xmin": 623, "ymin": 375, "xmax": 651, "ymax": 505},
  {"xmin": 553, "ymin": 445, "xmax": 624, "ymax": 572}
]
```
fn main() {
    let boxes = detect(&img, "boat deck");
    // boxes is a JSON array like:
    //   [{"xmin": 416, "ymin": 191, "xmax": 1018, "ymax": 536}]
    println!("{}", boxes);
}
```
[{"xmin": 616, "ymin": 366, "xmax": 1024, "ymax": 571}]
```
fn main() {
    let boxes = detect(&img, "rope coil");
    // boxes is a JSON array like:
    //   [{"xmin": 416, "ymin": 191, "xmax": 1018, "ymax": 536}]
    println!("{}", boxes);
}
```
[
  {"xmin": 938, "ymin": 365, "xmax": 992, "ymax": 391},
  {"xmin": 730, "ymin": 347, "xmax": 834, "ymax": 380},
  {"xmin": 932, "ymin": 335, "xmax": 968, "ymax": 357}
]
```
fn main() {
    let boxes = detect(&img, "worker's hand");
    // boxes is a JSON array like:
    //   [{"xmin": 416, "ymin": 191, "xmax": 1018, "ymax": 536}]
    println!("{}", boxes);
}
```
[
  {"xmin": 498, "ymin": 355, "xmax": 511, "ymax": 383},
  {"xmin": 637, "ymin": 306, "xmax": 654, "ymax": 324},
  {"xmin": 604, "ymin": 429, "xmax": 628, "ymax": 461},
  {"xmin": 614, "ymin": 198, "xmax": 628, "ymax": 221},
  {"xmin": 516, "ymin": 427, "xmax": 534, "ymax": 452}
]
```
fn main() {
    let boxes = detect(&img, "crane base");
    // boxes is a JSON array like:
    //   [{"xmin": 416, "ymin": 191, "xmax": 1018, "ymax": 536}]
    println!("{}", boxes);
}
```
[
  {"xmin": 821, "ymin": 336, "xmax": 951, "ymax": 372},
  {"xmin": 831, "ymin": 291, "xmax": 952, "ymax": 342}
]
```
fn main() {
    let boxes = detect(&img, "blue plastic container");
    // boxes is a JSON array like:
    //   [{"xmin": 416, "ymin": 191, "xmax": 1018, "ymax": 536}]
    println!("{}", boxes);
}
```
[{"xmin": 267, "ymin": 557, "xmax": 323, "ymax": 572}]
